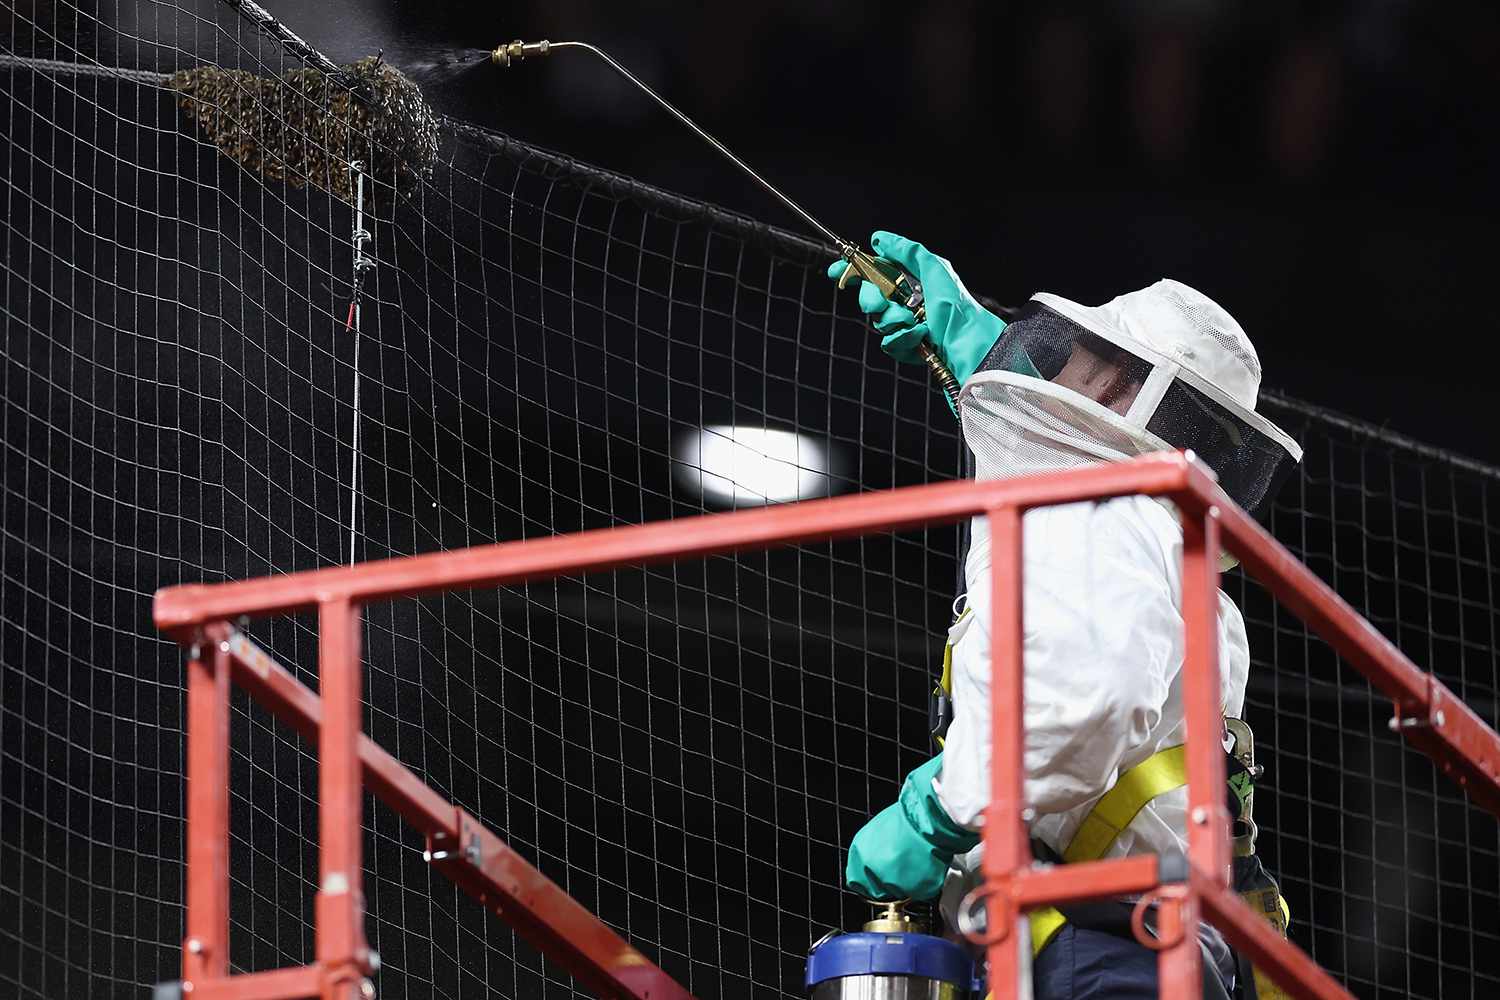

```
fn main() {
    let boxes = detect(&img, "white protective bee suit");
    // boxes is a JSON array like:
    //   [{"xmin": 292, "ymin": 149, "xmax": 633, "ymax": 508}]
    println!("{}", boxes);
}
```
[{"xmin": 933, "ymin": 280, "xmax": 1302, "ymax": 931}]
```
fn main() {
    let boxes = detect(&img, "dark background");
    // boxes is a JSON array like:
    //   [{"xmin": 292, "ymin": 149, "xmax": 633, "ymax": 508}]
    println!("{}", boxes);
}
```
[{"xmin": 275, "ymin": 0, "xmax": 1500, "ymax": 463}]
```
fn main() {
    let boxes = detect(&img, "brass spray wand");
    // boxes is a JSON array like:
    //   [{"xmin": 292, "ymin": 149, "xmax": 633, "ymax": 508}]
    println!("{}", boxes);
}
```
[{"xmin": 492, "ymin": 39, "xmax": 963, "ymax": 412}]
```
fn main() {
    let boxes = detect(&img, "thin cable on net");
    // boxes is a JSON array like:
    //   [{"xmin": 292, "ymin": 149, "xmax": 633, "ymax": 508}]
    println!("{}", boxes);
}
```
[
  {"xmin": 345, "ymin": 160, "xmax": 376, "ymax": 565},
  {"xmin": 0, "ymin": 52, "xmax": 170, "ymax": 86}
]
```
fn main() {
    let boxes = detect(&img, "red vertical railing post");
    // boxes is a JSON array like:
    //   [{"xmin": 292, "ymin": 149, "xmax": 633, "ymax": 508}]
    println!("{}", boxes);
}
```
[
  {"xmin": 183, "ymin": 636, "xmax": 232, "ymax": 986},
  {"xmin": 1161, "ymin": 504, "xmax": 1229, "ymax": 994},
  {"xmin": 1181, "ymin": 505, "xmax": 1230, "ymax": 886},
  {"xmin": 1154, "ymin": 885, "xmax": 1201, "ymax": 997},
  {"xmin": 984, "ymin": 505, "xmax": 1028, "ymax": 996},
  {"xmin": 315, "ymin": 598, "xmax": 371, "ymax": 998}
]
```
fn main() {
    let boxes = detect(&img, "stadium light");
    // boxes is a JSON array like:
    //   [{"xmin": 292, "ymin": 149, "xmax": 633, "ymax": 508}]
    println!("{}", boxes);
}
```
[{"xmin": 672, "ymin": 425, "xmax": 838, "ymax": 508}]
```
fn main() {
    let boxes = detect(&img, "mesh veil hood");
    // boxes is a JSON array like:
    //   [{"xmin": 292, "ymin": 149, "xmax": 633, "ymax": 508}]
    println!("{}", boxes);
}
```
[{"xmin": 963, "ymin": 281, "xmax": 1301, "ymax": 519}]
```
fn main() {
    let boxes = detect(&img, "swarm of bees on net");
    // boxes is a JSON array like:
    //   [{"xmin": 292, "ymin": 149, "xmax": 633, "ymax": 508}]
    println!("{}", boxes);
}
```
[{"xmin": 169, "ymin": 55, "xmax": 440, "ymax": 204}]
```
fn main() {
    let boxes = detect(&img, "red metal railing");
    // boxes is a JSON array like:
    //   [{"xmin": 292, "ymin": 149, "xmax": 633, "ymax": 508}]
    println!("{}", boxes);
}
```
[{"xmin": 153, "ymin": 451, "xmax": 1500, "ymax": 999}]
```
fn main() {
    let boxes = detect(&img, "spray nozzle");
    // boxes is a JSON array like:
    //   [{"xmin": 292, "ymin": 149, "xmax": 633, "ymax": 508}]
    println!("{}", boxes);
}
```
[{"xmin": 492, "ymin": 40, "xmax": 550, "ymax": 67}]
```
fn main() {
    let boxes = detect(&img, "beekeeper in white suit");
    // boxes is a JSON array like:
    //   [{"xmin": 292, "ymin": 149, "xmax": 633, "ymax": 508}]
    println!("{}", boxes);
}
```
[{"xmin": 829, "ymin": 232, "xmax": 1302, "ymax": 999}]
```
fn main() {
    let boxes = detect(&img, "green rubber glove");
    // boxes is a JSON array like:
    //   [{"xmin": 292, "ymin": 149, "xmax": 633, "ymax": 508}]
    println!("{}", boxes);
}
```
[
  {"xmin": 827, "ymin": 231, "xmax": 1007, "ymax": 392},
  {"xmin": 845, "ymin": 753, "xmax": 981, "ymax": 902}
]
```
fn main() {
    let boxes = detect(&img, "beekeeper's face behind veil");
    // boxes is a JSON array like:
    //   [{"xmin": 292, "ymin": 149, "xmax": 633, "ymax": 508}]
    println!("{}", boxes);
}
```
[{"xmin": 959, "ymin": 279, "xmax": 1302, "ymax": 520}]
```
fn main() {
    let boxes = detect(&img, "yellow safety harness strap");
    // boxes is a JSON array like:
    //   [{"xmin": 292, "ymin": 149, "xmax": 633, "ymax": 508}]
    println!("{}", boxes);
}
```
[
  {"xmin": 1026, "ymin": 744, "xmax": 1189, "ymax": 958},
  {"xmin": 1026, "ymin": 906, "xmax": 1070, "ymax": 960},
  {"xmin": 932, "ymin": 608, "xmax": 967, "ymax": 750},
  {"xmin": 939, "ymin": 642, "xmax": 955, "ymax": 702},
  {"xmin": 1063, "ymin": 745, "xmax": 1188, "ymax": 865}
]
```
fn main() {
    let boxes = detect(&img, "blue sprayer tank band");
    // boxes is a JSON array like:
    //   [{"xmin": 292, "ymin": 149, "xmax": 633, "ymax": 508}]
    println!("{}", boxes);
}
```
[{"xmin": 805, "ymin": 931, "xmax": 975, "ymax": 990}]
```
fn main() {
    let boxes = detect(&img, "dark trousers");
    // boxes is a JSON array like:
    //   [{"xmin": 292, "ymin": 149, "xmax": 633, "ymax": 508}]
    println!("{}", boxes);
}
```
[{"xmin": 1032, "ymin": 924, "xmax": 1235, "ymax": 999}]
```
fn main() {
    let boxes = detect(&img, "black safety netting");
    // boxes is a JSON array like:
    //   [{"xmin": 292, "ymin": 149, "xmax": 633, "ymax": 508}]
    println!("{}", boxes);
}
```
[{"xmin": 1, "ymin": 3, "xmax": 1496, "ymax": 999}]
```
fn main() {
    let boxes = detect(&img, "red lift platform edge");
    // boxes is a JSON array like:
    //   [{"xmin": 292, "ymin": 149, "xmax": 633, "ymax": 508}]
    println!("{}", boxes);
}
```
[{"xmin": 153, "ymin": 451, "xmax": 1500, "ymax": 1000}]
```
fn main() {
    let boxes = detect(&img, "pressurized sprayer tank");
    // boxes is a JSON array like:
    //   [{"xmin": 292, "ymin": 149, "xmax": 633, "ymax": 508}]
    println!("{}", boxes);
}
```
[{"xmin": 805, "ymin": 902, "xmax": 978, "ymax": 999}]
